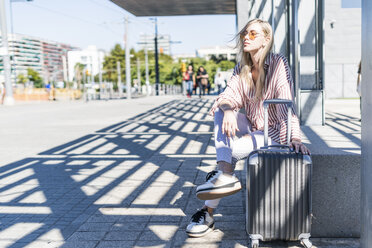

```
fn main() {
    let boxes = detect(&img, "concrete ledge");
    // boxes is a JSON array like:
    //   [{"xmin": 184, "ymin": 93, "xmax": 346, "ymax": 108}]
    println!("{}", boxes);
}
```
[
  {"xmin": 311, "ymin": 154, "xmax": 360, "ymax": 237},
  {"xmin": 302, "ymin": 100, "xmax": 361, "ymax": 238}
]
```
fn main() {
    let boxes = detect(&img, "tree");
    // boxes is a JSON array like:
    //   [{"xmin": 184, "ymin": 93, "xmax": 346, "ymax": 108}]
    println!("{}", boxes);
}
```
[
  {"xmin": 100, "ymin": 43, "xmax": 236, "ymax": 90},
  {"xmin": 102, "ymin": 44, "xmax": 125, "ymax": 84},
  {"xmin": 74, "ymin": 63, "xmax": 86, "ymax": 89},
  {"xmin": 17, "ymin": 74, "xmax": 28, "ymax": 84},
  {"xmin": 218, "ymin": 60, "xmax": 235, "ymax": 71},
  {"xmin": 27, "ymin": 68, "xmax": 43, "ymax": 88}
]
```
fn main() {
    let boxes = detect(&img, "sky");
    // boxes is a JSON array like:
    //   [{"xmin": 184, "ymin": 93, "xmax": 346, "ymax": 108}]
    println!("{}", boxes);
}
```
[
  {"xmin": 5, "ymin": 0, "xmax": 237, "ymax": 55},
  {"xmin": 341, "ymin": 0, "xmax": 361, "ymax": 8}
]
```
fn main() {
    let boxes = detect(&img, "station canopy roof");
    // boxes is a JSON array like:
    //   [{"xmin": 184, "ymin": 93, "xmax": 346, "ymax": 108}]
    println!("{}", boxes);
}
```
[{"xmin": 110, "ymin": 0, "xmax": 235, "ymax": 16}]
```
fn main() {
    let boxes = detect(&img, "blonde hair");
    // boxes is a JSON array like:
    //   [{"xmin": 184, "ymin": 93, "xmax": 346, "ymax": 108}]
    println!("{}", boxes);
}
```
[{"xmin": 236, "ymin": 19, "xmax": 274, "ymax": 99}]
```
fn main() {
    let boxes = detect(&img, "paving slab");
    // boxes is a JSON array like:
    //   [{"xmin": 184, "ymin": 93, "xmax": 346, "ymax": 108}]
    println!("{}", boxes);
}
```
[{"xmin": 0, "ymin": 96, "xmax": 362, "ymax": 247}]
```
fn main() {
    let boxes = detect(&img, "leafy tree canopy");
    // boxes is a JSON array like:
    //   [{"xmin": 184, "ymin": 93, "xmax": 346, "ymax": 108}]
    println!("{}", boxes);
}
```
[
  {"xmin": 27, "ymin": 68, "xmax": 43, "ymax": 88},
  {"xmin": 99, "ymin": 43, "xmax": 236, "ymax": 87}
]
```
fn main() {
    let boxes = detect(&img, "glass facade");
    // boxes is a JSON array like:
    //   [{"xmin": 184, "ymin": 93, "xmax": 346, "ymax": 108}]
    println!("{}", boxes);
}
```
[{"xmin": 0, "ymin": 34, "xmax": 77, "ymax": 84}]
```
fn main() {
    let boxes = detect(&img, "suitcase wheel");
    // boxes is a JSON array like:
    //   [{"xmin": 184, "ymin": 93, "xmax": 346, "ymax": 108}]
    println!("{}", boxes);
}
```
[
  {"xmin": 300, "ymin": 238, "xmax": 312, "ymax": 248},
  {"xmin": 249, "ymin": 239, "xmax": 259, "ymax": 248}
]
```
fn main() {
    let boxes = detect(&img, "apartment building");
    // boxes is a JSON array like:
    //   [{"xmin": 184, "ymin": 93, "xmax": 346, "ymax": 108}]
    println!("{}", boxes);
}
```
[
  {"xmin": 67, "ymin": 45, "xmax": 105, "ymax": 83},
  {"xmin": 196, "ymin": 45, "xmax": 237, "ymax": 61},
  {"xmin": 0, "ymin": 33, "xmax": 77, "ymax": 84}
]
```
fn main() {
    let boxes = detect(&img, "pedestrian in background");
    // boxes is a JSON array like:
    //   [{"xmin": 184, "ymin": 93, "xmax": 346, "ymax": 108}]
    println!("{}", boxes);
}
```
[
  {"xmin": 183, "ymin": 65, "xmax": 195, "ymax": 98},
  {"xmin": 357, "ymin": 61, "xmax": 362, "ymax": 121},
  {"xmin": 215, "ymin": 73, "xmax": 226, "ymax": 95},
  {"xmin": 196, "ymin": 66, "xmax": 209, "ymax": 97}
]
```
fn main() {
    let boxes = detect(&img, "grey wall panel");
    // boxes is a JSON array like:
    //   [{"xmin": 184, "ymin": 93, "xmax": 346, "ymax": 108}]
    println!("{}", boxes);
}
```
[
  {"xmin": 324, "ymin": 64, "xmax": 343, "ymax": 98},
  {"xmin": 324, "ymin": 0, "xmax": 361, "ymax": 64},
  {"xmin": 361, "ymin": 0, "xmax": 372, "ymax": 246},
  {"xmin": 343, "ymin": 64, "xmax": 360, "ymax": 98},
  {"xmin": 324, "ymin": 0, "xmax": 361, "ymax": 98},
  {"xmin": 298, "ymin": 0, "xmax": 316, "ymax": 91},
  {"xmin": 300, "ymin": 90, "xmax": 323, "ymax": 126},
  {"xmin": 324, "ymin": 63, "xmax": 360, "ymax": 98}
]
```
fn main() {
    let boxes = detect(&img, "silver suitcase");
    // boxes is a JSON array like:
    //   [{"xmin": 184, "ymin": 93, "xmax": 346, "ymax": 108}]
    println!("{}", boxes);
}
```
[{"xmin": 246, "ymin": 99, "xmax": 312, "ymax": 248}]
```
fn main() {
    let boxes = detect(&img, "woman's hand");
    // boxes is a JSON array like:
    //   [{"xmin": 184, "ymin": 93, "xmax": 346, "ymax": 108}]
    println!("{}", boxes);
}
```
[
  {"xmin": 290, "ymin": 139, "xmax": 311, "ymax": 155},
  {"xmin": 222, "ymin": 110, "xmax": 239, "ymax": 137}
]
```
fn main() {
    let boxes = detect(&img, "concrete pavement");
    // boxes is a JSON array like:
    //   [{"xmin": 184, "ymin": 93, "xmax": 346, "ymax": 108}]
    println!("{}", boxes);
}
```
[{"xmin": 0, "ymin": 96, "xmax": 361, "ymax": 247}]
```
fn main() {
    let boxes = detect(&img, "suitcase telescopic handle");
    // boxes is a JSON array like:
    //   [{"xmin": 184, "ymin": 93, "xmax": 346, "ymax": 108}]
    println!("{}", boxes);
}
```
[{"xmin": 263, "ymin": 99, "xmax": 293, "ymax": 147}]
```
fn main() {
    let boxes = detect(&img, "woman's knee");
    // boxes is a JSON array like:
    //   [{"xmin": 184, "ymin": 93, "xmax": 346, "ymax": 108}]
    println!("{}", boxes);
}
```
[{"xmin": 231, "ymin": 134, "xmax": 255, "ymax": 162}]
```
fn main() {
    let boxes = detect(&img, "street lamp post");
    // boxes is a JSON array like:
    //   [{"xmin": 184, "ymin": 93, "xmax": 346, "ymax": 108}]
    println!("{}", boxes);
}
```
[
  {"xmin": 150, "ymin": 17, "xmax": 160, "ymax": 96},
  {"xmin": 0, "ymin": 0, "xmax": 14, "ymax": 105},
  {"xmin": 137, "ymin": 37, "xmax": 150, "ymax": 96},
  {"xmin": 125, "ymin": 16, "xmax": 131, "ymax": 99},
  {"xmin": 361, "ymin": 1, "xmax": 372, "ymax": 247},
  {"xmin": 145, "ymin": 44, "xmax": 150, "ymax": 96}
]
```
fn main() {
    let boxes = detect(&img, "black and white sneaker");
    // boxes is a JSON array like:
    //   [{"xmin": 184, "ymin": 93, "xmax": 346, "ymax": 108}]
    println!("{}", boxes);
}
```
[
  {"xmin": 186, "ymin": 208, "xmax": 215, "ymax": 238},
  {"xmin": 196, "ymin": 170, "xmax": 242, "ymax": 200}
]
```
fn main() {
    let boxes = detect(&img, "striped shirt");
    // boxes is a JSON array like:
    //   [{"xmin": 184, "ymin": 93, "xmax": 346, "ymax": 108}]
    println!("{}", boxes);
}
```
[{"xmin": 209, "ymin": 53, "xmax": 301, "ymax": 144}]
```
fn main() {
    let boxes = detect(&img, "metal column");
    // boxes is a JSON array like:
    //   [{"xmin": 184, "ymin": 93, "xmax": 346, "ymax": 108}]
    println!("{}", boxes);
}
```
[
  {"xmin": 289, "ymin": 0, "xmax": 300, "ymax": 113},
  {"xmin": 125, "ymin": 16, "xmax": 131, "ymax": 99},
  {"xmin": 0, "ymin": 0, "xmax": 14, "ymax": 105},
  {"xmin": 361, "ymin": 0, "xmax": 372, "ymax": 246},
  {"xmin": 154, "ymin": 18, "xmax": 159, "ymax": 96}
]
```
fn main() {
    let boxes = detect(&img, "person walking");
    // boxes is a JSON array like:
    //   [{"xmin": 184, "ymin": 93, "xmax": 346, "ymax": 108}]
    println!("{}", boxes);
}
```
[
  {"xmin": 196, "ymin": 66, "xmax": 209, "ymax": 97},
  {"xmin": 183, "ymin": 65, "xmax": 195, "ymax": 98},
  {"xmin": 186, "ymin": 18, "xmax": 310, "ymax": 238},
  {"xmin": 215, "ymin": 73, "xmax": 227, "ymax": 95}
]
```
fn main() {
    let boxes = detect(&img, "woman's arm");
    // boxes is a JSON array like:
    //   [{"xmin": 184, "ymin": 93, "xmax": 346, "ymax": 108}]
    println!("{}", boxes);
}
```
[
  {"xmin": 218, "ymin": 100, "xmax": 239, "ymax": 137},
  {"xmin": 208, "ymin": 64, "xmax": 245, "ymax": 130}
]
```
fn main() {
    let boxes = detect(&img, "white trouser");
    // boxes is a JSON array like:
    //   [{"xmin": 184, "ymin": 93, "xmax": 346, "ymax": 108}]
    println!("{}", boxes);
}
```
[{"xmin": 205, "ymin": 108, "xmax": 278, "ymax": 209}]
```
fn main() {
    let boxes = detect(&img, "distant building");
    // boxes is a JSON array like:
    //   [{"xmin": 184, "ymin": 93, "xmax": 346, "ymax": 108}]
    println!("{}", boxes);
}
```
[
  {"xmin": 139, "ymin": 34, "xmax": 171, "ymax": 55},
  {"xmin": 172, "ymin": 53, "xmax": 197, "ymax": 61},
  {"xmin": 196, "ymin": 45, "xmax": 237, "ymax": 61},
  {"xmin": 42, "ymin": 40, "xmax": 76, "ymax": 83},
  {"xmin": 0, "ymin": 33, "xmax": 77, "ymax": 84},
  {"xmin": 67, "ymin": 46, "xmax": 106, "ymax": 82}
]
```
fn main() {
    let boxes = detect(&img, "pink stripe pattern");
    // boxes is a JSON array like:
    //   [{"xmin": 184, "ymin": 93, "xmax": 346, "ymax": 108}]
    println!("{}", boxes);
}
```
[{"xmin": 209, "ymin": 53, "xmax": 301, "ymax": 144}]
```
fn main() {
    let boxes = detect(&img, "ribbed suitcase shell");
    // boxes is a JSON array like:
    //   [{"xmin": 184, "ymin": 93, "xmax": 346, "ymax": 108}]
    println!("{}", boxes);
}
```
[{"xmin": 246, "ymin": 149, "xmax": 312, "ymax": 242}]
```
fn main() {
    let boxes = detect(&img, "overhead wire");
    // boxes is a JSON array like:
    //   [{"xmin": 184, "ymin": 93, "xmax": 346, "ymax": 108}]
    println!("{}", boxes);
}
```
[
  {"xmin": 86, "ymin": 0, "xmax": 154, "ymax": 34},
  {"xmin": 28, "ymin": 2, "xmax": 102, "ymax": 26},
  {"xmin": 27, "ymin": 2, "xmax": 123, "ymax": 38},
  {"xmin": 26, "ymin": 2, "xmax": 157, "ymax": 50}
]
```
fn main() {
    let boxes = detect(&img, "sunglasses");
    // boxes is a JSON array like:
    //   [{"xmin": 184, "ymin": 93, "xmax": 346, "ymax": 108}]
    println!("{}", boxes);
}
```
[{"xmin": 240, "ymin": 30, "xmax": 261, "ymax": 41}]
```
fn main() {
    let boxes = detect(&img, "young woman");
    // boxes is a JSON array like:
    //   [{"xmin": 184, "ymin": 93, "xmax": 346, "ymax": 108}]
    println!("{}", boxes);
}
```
[
  {"xmin": 196, "ymin": 66, "xmax": 209, "ymax": 97},
  {"xmin": 186, "ymin": 19, "xmax": 310, "ymax": 237},
  {"xmin": 184, "ymin": 65, "xmax": 195, "ymax": 98}
]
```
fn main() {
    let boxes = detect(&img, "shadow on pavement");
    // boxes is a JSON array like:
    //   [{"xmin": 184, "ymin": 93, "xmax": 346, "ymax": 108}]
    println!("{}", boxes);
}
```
[
  {"xmin": 0, "ymin": 97, "xmax": 361, "ymax": 248},
  {"xmin": 0, "ymin": 98, "xmax": 249, "ymax": 248}
]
